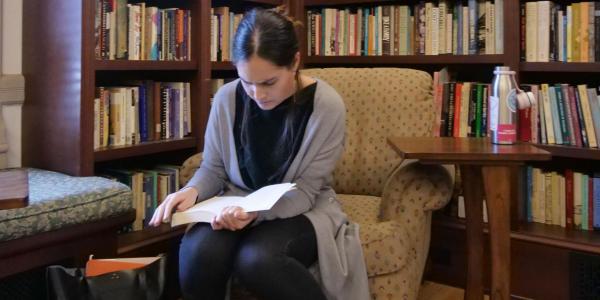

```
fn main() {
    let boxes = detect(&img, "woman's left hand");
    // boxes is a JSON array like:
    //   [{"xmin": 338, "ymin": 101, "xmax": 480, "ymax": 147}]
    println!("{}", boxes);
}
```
[{"xmin": 212, "ymin": 206, "xmax": 258, "ymax": 231}]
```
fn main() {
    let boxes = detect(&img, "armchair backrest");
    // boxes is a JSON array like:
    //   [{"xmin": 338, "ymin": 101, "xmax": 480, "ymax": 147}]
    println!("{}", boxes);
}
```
[{"xmin": 302, "ymin": 68, "xmax": 434, "ymax": 196}]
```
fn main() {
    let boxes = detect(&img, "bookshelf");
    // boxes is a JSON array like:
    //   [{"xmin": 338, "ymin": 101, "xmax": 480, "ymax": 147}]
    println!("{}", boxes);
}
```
[
  {"xmin": 296, "ymin": 0, "xmax": 599, "ymax": 298},
  {"xmin": 22, "ymin": 0, "xmax": 205, "ymax": 176},
  {"xmin": 20, "ymin": 0, "xmax": 600, "ymax": 298}
]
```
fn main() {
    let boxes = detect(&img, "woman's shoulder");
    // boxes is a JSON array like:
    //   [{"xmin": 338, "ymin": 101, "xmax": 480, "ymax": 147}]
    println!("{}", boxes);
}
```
[
  {"xmin": 312, "ymin": 78, "xmax": 345, "ymax": 116},
  {"xmin": 211, "ymin": 79, "xmax": 241, "ymax": 112}
]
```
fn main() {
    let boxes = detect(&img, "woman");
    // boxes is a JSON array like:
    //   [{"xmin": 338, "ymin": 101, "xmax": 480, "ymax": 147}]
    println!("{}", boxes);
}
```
[{"xmin": 150, "ymin": 7, "xmax": 369, "ymax": 300}]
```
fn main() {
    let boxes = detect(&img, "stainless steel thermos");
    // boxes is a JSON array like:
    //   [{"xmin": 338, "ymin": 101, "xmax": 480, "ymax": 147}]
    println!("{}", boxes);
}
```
[{"xmin": 489, "ymin": 66, "xmax": 522, "ymax": 145}]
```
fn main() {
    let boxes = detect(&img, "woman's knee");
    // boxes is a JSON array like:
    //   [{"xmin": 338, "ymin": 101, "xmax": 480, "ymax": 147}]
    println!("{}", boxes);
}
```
[{"xmin": 234, "ymin": 243, "xmax": 281, "ymax": 282}]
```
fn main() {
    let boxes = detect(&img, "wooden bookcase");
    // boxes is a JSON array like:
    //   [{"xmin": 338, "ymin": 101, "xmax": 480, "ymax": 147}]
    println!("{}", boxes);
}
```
[
  {"xmin": 20, "ymin": 0, "xmax": 600, "ymax": 298},
  {"xmin": 296, "ymin": 0, "xmax": 600, "ymax": 299}
]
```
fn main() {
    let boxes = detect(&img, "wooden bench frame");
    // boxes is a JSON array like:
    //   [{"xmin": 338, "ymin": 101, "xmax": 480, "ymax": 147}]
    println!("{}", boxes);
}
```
[{"xmin": 0, "ymin": 210, "xmax": 135, "ymax": 279}]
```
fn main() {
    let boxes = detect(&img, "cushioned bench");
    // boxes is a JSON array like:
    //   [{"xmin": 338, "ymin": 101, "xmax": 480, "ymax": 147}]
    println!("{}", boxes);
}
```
[{"xmin": 0, "ymin": 169, "xmax": 135, "ymax": 279}]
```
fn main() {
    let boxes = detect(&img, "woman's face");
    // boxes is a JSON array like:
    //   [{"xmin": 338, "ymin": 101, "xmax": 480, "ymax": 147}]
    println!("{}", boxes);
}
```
[{"xmin": 236, "ymin": 53, "xmax": 299, "ymax": 110}]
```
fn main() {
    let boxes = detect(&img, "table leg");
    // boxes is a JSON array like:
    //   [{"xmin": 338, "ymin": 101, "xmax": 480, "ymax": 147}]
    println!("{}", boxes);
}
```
[
  {"xmin": 460, "ymin": 165, "xmax": 485, "ymax": 300},
  {"xmin": 482, "ymin": 166, "xmax": 511, "ymax": 300}
]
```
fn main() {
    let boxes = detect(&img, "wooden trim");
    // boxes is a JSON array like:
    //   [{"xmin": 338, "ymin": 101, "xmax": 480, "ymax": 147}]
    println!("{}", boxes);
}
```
[
  {"xmin": 94, "ymin": 60, "xmax": 198, "ymax": 71},
  {"xmin": 304, "ymin": 55, "xmax": 508, "ymax": 65},
  {"xmin": 533, "ymin": 144, "xmax": 600, "ymax": 160},
  {"xmin": 520, "ymin": 62, "xmax": 600, "ymax": 73},
  {"xmin": 0, "ymin": 210, "xmax": 135, "ymax": 279},
  {"xmin": 94, "ymin": 137, "xmax": 197, "ymax": 162},
  {"xmin": 117, "ymin": 223, "xmax": 187, "ymax": 255}
]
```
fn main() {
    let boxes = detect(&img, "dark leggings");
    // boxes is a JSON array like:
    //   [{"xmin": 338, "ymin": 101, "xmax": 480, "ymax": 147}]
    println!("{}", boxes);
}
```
[{"xmin": 178, "ymin": 215, "xmax": 326, "ymax": 300}]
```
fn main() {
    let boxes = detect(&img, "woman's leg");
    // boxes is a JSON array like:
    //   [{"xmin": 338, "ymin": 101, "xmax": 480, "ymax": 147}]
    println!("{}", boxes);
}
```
[
  {"xmin": 234, "ymin": 215, "xmax": 326, "ymax": 300},
  {"xmin": 179, "ymin": 222, "xmax": 243, "ymax": 300}
]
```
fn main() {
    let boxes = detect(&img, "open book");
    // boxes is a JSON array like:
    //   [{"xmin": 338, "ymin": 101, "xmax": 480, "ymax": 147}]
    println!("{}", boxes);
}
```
[{"xmin": 171, "ymin": 182, "xmax": 296, "ymax": 227}]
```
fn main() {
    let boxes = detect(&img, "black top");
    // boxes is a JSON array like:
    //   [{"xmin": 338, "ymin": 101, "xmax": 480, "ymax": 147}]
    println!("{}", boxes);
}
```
[{"xmin": 234, "ymin": 81, "xmax": 317, "ymax": 190}]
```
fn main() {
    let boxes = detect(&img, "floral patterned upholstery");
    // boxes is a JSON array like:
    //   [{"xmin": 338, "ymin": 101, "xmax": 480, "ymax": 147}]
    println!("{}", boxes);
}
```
[
  {"xmin": 0, "ymin": 168, "xmax": 132, "ymax": 242},
  {"xmin": 180, "ymin": 68, "xmax": 454, "ymax": 300}
]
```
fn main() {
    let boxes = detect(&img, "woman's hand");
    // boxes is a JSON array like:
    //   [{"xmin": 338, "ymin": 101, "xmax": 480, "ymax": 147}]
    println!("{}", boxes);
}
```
[
  {"xmin": 211, "ymin": 206, "xmax": 258, "ymax": 231},
  {"xmin": 149, "ymin": 187, "xmax": 199, "ymax": 227}
]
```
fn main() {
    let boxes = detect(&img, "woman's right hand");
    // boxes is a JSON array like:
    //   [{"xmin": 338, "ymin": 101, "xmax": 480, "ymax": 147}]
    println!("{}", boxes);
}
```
[{"xmin": 149, "ymin": 187, "xmax": 199, "ymax": 227}]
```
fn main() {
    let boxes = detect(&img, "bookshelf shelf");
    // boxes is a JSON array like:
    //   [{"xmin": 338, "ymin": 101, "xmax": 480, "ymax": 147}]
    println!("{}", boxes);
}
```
[
  {"xmin": 304, "ymin": 55, "xmax": 508, "ymax": 66},
  {"xmin": 94, "ymin": 137, "xmax": 197, "ymax": 162},
  {"xmin": 520, "ymin": 62, "xmax": 600, "ymax": 73},
  {"xmin": 434, "ymin": 215, "xmax": 600, "ymax": 255},
  {"xmin": 243, "ymin": 0, "xmax": 283, "ymax": 5},
  {"xmin": 117, "ymin": 224, "xmax": 186, "ymax": 255},
  {"xmin": 211, "ymin": 61, "xmax": 235, "ymax": 71},
  {"xmin": 94, "ymin": 60, "xmax": 198, "ymax": 71},
  {"xmin": 304, "ymin": 0, "xmax": 396, "ymax": 6},
  {"xmin": 533, "ymin": 144, "xmax": 600, "ymax": 160}
]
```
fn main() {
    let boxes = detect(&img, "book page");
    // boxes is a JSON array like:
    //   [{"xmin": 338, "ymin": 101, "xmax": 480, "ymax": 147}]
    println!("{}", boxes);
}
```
[
  {"xmin": 171, "ymin": 196, "xmax": 243, "ymax": 226},
  {"xmin": 241, "ymin": 183, "xmax": 296, "ymax": 212},
  {"xmin": 170, "ymin": 183, "xmax": 295, "ymax": 227}
]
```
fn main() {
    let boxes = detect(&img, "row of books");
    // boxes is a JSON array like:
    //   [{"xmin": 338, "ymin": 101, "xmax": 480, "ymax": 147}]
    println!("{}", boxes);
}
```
[
  {"xmin": 94, "ymin": 0, "xmax": 192, "ymax": 61},
  {"xmin": 521, "ymin": 1, "xmax": 600, "ymax": 63},
  {"xmin": 93, "ymin": 81, "xmax": 192, "ymax": 150},
  {"xmin": 210, "ymin": 7, "xmax": 244, "ymax": 62},
  {"xmin": 525, "ymin": 167, "xmax": 600, "ymax": 231},
  {"xmin": 100, "ymin": 165, "xmax": 181, "ymax": 231},
  {"xmin": 306, "ymin": 1, "xmax": 504, "ymax": 57},
  {"xmin": 520, "ymin": 84, "xmax": 600, "ymax": 148},
  {"xmin": 431, "ymin": 68, "xmax": 490, "ymax": 137}
]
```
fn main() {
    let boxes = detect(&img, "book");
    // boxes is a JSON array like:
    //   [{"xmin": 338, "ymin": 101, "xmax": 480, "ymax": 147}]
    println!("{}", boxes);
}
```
[
  {"xmin": 171, "ymin": 183, "xmax": 296, "ymax": 227},
  {"xmin": 86, "ymin": 256, "xmax": 161, "ymax": 277}
]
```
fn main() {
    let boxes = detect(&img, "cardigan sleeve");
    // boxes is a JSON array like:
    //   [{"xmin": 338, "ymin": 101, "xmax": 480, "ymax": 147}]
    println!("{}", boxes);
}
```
[
  {"xmin": 254, "ymin": 89, "xmax": 346, "ymax": 223},
  {"xmin": 183, "ymin": 87, "xmax": 229, "ymax": 202}
]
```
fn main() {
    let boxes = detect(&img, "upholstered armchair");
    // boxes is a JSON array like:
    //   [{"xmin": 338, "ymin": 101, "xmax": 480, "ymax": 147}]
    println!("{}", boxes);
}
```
[{"xmin": 179, "ymin": 68, "xmax": 454, "ymax": 300}]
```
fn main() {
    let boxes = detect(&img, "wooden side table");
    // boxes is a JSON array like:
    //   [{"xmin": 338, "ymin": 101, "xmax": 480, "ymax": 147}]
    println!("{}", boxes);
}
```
[
  {"xmin": 387, "ymin": 137, "xmax": 551, "ymax": 300},
  {"xmin": 0, "ymin": 169, "xmax": 29, "ymax": 210}
]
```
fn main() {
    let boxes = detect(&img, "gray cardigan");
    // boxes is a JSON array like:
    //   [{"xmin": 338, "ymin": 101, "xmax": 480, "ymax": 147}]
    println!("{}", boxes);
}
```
[{"xmin": 185, "ymin": 78, "xmax": 370, "ymax": 300}]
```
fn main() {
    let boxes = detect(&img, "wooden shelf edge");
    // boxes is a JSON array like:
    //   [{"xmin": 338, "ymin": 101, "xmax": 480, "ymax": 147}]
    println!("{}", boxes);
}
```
[
  {"xmin": 117, "ymin": 224, "xmax": 187, "ymax": 255},
  {"xmin": 519, "ymin": 62, "xmax": 600, "ymax": 73},
  {"xmin": 304, "ymin": 0, "xmax": 397, "ymax": 6},
  {"xmin": 95, "ymin": 60, "xmax": 198, "ymax": 71},
  {"xmin": 433, "ymin": 215, "xmax": 600, "ymax": 255},
  {"xmin": 532, "ymin": 143, "xmax": 600, "ymax": 160},
  {"xmin": 243, "ymin": 0, "xmax": 282, "ymax": 5},
  {"xmin": 211, "ymin": 61, "xmax": 235, "ymax": 71},
  {"xmin": 304, "ymin": 54, "xmax": 507, "ymax": 65},
  {"xmin": 94, "ymin": 137, "xmax": 197, "ymax": 162}
]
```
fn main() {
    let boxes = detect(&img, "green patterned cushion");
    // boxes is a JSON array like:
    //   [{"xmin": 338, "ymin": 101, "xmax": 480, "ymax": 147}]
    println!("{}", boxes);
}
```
[{"xmin": 0, "ymin": 169, "xmax": 132, "ymax": 242}]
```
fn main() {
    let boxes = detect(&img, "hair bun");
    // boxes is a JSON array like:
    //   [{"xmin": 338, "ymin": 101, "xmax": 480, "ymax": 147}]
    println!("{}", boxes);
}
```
[{"xmin": 270, "ymin": 5, "xmax": 303, "ymax": 28}]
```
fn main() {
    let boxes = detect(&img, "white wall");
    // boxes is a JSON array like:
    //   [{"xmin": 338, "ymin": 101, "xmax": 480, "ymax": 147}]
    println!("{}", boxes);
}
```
[{"xmin": 2, "ymin": 0, "xmax": 22, "ymax": 167}]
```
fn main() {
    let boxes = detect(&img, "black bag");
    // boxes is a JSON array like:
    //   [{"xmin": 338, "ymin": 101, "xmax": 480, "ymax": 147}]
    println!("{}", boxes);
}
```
[{"xmin": 46, "ymin": 255, "xmax": 166, "ymax": 300}]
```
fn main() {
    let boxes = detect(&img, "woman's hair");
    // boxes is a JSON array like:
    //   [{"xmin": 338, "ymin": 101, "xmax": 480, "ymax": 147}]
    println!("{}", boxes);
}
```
[
  {"xmin": 233, "ymin": 7, "xmax": 305, "ymax": 184},
  {"xmin": 232, "ymin": 6, "xmax": 300, "ymax": 67}
]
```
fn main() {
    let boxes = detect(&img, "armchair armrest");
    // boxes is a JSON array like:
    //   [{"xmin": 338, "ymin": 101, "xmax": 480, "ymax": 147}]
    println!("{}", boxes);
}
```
[
  {"xmin": 380, "ymin": 160, "xmax": 454, "ymax": 222},
  {"xmin": 180, "ymin": 152, "xmax": 203, "ymax": 187}
]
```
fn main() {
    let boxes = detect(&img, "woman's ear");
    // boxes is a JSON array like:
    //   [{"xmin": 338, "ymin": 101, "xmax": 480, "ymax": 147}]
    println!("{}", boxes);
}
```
[{"xmin": 292, "ymin": 51, "xmax": 301, "ymax": 72}]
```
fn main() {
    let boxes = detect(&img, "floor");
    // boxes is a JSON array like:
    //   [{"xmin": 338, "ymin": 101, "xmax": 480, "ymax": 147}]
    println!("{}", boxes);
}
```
[{"xmin": 418, "ymin": 281, "xmax": 491, "ymax": 300}]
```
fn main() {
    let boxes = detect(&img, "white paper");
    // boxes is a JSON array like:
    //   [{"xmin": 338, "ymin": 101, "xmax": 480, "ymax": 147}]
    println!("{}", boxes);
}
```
[{"xmin": 171, "ymin": 183, "xmax": 295, "ymax": 227}]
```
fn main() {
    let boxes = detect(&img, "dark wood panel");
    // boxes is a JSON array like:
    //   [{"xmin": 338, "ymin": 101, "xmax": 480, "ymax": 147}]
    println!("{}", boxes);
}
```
[
  {"xmin": 22, "ymin": 0, "xmax": 89, "ymax": 175},
  {"xmin": 427, "ymin": 221, "xmax": 571, "ymax": 300},
  {"xmin": 0, "ymin": 210, "xmax": 135, "ymax": 279},
  {"xmin": 520, "ymin": 62, "xmax": 600, "ymax": 73},
  {"xmin": 304, "ymin": 55, "xmax": 509, "ymax": 65},
  {"xmin": 94, "ymin": 137, "xmax": 197, "ymax": 162},
  {"xmin": 533, "ymin": 144, "xmax": 600, "ymax": 160},
  {"xmin": 387, "ymin": 137, "xmax": 552, "ymax": 163},
  {"xmin": 95, "ymin": 60, "xmax": 198, "ymax": 71}
]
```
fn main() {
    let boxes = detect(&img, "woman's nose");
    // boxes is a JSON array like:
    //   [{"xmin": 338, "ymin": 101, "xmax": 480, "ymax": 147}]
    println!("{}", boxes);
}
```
[{"xmin": 253, "ymin": 86, "xmax": 267, "ymax": 100}]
